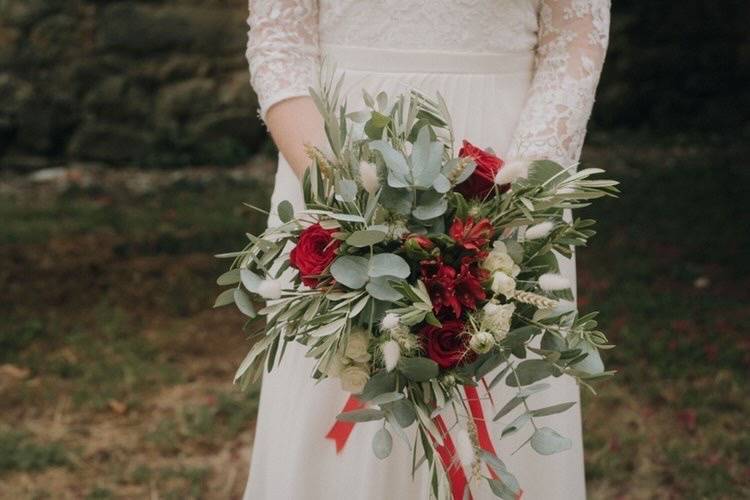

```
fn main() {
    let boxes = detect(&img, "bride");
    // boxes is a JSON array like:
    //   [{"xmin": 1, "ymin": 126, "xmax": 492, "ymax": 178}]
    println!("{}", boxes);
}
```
[{"xmin": 242, "ymin": 1, "xmax": 610, "ymax": 499}]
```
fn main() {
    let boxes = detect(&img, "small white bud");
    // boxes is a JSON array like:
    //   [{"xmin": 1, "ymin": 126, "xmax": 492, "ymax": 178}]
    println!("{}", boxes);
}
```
[
  {"xmin": 381, "ymin": 340, "xmax": 401, "ymax": 372},
  {"xmin": 359, "ymin": 161, "xmax": 380, "ymax": 194},
  {"xmin": 495, "ymin": 159, "xmax": 528, "ymax": 186},
  {"xmin": 257, "ymin": 279, "xmax": 282, "ymax": 299},
  {"xmin": 525, "ymin": 221, "xmax": 554, "ymax": 240},
  {"xmin": 381, "ymin": 313, "xmax": 401, "ymax": 331},
  {"xmin": 469, "ymin": 331, "xmax": 495, "ymax": 354},
  {"xmin": 538, "ymin": 273, "xmax": 571, "ymax": 291}
]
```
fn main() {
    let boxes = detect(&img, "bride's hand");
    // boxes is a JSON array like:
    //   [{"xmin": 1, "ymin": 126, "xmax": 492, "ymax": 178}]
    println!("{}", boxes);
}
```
[{"xmin": 264, "ymin": 96, "xmax": 329, "ymax": 180}]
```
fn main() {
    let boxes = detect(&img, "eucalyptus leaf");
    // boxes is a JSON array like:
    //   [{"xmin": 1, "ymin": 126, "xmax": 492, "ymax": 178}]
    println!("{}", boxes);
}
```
[
  {"xmin": 373, "ymin": 427, "xmax": 393, "ymax": 459},
  {"xmin": 346, "ymin": 229, "xmax": 387, "ymax": 247},
  {"xmin": 336, "ymin": 408, "xmax": 386, "ymax": 422},
  {"xmin": 216, "ymin": 268, "xmax": 240, "ymax": 286},
  {"xmin": 412, "ymin": 197, "xmax": 447, "ymax": 221},
  {"xmin": 366, "ymin": 277, "xmax": 403, "ymax": 302},
  {"xmin": 530, "ymin": 401, "xmax": 577, "ymax": 417},
  {"xmin": 530, "ymin": 427, "xmax": 572, "ymax": 455},
  {"xmin": 331, "ymin": 256, "xmax": 369, "ymax": 289},
  {"xmin": 277, "ymin": 200, "xmax": 294, "ymax": 223},
  {"xmin": 233, "ymin": 288, "xmax": 256, "ymax": 318},
  {"xmin": 506, "ymin": 359, "xmax": 554, "ymax": 387},
  {"xmin": 369, "ymin": 253, "xmax": 410, "ymax": 279},
  {"xmin": 370, "ymin": 140, "xmax": 409, "ymax": 177},
  {"xmin": 335, "ymin": 179, "xmax": 358, "ymax": 203},
  {"xmin": 390, "ymin": 398, "xmax": 417, "ymax": 427},
  {"xmin": 399, "ymin": 357, "xmax": 439, "ymax": 382},
  {"xmin": 501, "ymin": 412, "xmax": 530, "ymax": 438},
  {"xmin": 370, "ymin": 392, "xmax": 405, "ymax": 406},
  {"xmin": 213, "ymin": 288, "xmax": 235, "ymax": 308}
]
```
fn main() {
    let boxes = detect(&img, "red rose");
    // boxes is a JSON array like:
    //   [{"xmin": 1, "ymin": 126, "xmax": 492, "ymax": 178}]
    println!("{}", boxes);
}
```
[
  {"xmin": 449, "ymin": 217, "xmax": 494, "ymax": 253},
  {"xmin": 289, "ymin": 223, "xmax": 340, "ymax": 287},
  {"xmin": 421, "ymin": 319, "xmax": 473, "ymax": 369},
  {"xmin": 456, "ymin": 140, "xmax": 506, "ymax": 199}
]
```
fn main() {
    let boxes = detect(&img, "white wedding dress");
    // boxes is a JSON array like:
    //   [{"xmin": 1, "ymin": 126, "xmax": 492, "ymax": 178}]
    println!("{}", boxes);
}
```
[{"xmin": 243, "ymin": 1, "xmax": 610, "ymax": 499}]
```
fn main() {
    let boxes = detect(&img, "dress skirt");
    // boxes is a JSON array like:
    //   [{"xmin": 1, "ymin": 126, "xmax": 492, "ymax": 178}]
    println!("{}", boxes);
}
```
[{"xmin": 244, "ymin": 44, "xmax": 586, "ymax": 500}]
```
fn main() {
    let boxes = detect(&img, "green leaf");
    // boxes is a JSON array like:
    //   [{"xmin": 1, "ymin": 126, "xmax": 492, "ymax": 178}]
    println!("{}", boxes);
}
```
[
  {"xmin": 506, "ymin": 360, "xmax": 553, "ymax": 387},
  {"xmin": 493, "ymin": 396, "xmax": 524, "ymax": 421},
  {"xmin": 501, "ymin": 412, "xmax": 530, "ymax": 437},
  {"xmin": 335, "ymin": 179, "xmax": 358, "ymax": 203},
  {"xmin": 370, "ymin": 140, "xmax": 409, "ymax": 177},
  {"xmin": 530, "ymin": 427, "xmax": 572, "ymax": 455},
  {"xmin": 370, "ymin": 392, "xmax": 405, "ymax": 406},
  {"xmin": 526, "ymin": 160, "xmax": 566, "ymax": 187},
  {"xmin": 346, "ymin": 230, "xmax": 386, "ymax": 247},
  {"xmin": 360, "ymin": 371, "xmax": 397, "ymax": 402},
  {"xmin": 330, "ymin": 256, "xmax": 369, "ymax": 289},
  {"xmin": 233, "ymin": 288, "xmax": 256, "ymax": 318},
  {"xmin": 399, "ymin": 357, "xmax": 439, "ymax": 382},
  {"xmin": 432, "ymin": 174, "xmax": 451, "ymax": 193},
  {"xmin": 412, "ymin": 197, "xmax": 447, "ymax": 221},
  {"xmin": 411, "ymin": 126, "xmax": 443, "ymax": 188},
  {"xmin": 369, "ymin": 253, "xmax": 410, "ymax": 279},
  {"xmin": 277, "ymin": 200, "xmax": 294, "ymax": 223},
  {"xmin": 216, "ymin": 268, "xmax": 240, "ymax": 286},
  {"xmin": 530, "ymin": 401, "xmax": 577, "ymax": 417},
  {"xmin": 366, "ymin": 277, "xmax": 402, "ymax": 301},
  {"xmin": 373, "ymin": 427, "xmax": 393, "ymax": 459},
  {"xmin": 389, "ymin": 399, "xmax": 417, "ymax": 427},
  {"xmin": 336, "ymin": 408, "xmax": 385, "ymax": 422},
  {"xmin": 213, "ymin": 288, "xmax": 235, "ymax": 308}
]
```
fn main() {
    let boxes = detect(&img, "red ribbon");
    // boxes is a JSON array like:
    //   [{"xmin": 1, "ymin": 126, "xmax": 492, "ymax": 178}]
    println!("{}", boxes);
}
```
[
  {"xmin": 432, "ymin": 414, "xmax": 473, "ymax": 500},
  {"xmin": 464, "ymin": 385, "xmax": 499, "ymax": 480},
  {"xmin": 325, "ymin": 394, "xmax": 366, "ymax": 453}
]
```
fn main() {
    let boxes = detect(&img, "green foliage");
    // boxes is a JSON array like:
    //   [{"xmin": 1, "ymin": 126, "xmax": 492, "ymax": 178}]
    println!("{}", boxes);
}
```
[{"xmin": 0, "ymin": 429, "xmax": 68, "ymax": 473}]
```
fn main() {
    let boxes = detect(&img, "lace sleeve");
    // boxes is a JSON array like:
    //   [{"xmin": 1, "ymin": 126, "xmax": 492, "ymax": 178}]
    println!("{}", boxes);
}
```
[
  {"xmin": 246, "ymin": 0, "xmax": 320, "ymax": 121},
  {"xmin": 507, "ymin": 0, "xmax": 610, "ymax": 166}
]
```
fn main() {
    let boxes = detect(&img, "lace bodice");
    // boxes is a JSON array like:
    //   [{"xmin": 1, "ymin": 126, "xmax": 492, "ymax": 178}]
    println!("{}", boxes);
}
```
[{"xmin": 246, "ymin": 0, "xmax": 610, "ymax": 165}]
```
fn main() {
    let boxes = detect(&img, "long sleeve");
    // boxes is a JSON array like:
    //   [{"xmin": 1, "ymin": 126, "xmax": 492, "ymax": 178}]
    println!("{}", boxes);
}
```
[
  {"xmin": 507, "ymin": 0, "xmax": 610, "ymax": 166},
  {"xmin": 246, "ymin": 0, "xmax": 320, "ymax": 121}
]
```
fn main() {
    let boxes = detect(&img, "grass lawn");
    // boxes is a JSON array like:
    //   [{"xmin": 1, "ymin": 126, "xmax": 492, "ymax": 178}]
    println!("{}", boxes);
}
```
[{"xmin": 1, "ymin": 139, "xmax": 748, "ymax": 499}]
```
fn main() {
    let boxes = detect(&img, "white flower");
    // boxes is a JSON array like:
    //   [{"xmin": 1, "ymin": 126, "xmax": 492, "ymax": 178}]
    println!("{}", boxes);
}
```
[
  {"xmin": 525, "ymin": 221, "xmax": 554, "ymax": 240},
  {"xmin": 495, "ymin": 159, "xmax": 528, "ymax": 186},
  {"xmin": 340, "ymin": 364, "xmax": 370, "ymax": 394},
  {"xmin": 483, "ymin": 244, "xmax": 520, "ymax": 277},
  {"xmin": 381, "ymin": 340, "xmax": 401, "ymax": 372},
  {"xmin": 454, "ymin": 428, "xmax": 476, "ymax": 471},
  {"xmin": 358, "ymin": 160, "xmax": 380, "ymax": 194},
  {"xmin": 491, "ymin": 271, "xmax": 516, "ymax": 298},
  {"xmin": 345, "ymin": 328, "xmax": 372, "ymax": 363},
  {"xmin": 469, "ymin": 331, "xmax": 495, "ymax": 354},
  {"xmin": 381, "ymin": 313, "xmax": 400, "ymax": 331},
  {"xmin": 257, "ymin": 278, "xmax": 282, "ymax": 299},
  {"xmin": 538, "ymin": 273, "xmax": 571, "ymax": 291},
  {"xmin": 482, "ymin": 302, "xmax": 515, "ymax": 340},
  {"xmin": 325, "ymin": 352, "xmax": 347, "ymax": 378}
]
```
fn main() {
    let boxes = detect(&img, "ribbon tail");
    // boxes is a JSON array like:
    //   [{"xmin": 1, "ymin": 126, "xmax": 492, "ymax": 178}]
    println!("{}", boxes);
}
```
[
  {"xmin": 325, "ymin": 395, "xmax": 365, "ymax": 454},
  {"xmin": 464, "ymin": 385, "xmax": 499, "ymax": 481},
  {"xmin": 433, "ymin": 415, "xmax": 473, "ymax": 500}
]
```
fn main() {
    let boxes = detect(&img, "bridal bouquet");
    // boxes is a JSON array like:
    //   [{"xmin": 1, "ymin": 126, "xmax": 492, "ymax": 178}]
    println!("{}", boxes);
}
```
[{"xmin": 215, "ymin": 72, "xmax": 618, "ymax": 499}]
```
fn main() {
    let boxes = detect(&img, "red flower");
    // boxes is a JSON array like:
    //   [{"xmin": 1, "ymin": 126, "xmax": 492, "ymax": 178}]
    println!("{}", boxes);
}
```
[
  {"xmin": 289, "ymin": 223, "xmax": 340, "ymax": 287},
  {"xmin": 421, "ymin": 319, "xmax": 474, "ymax": 369},
  {"xmin": 456, "ymin": 140, "xmax": 506, "ymax": 199},
  {"xmin": 449, "ymin": 217, "xmax": 494, "ymax": 252},
  {"xmin": 455, "ymin": 257, "xmax": 489, "ymax": 312},
  {"xmin": 406, "ymin": 234, "xmax": 434, "ymax": 250},
  {"xmin": 420, "ymin": 257, "xmax": 488, "ymax": 318},
  {"xmin": 420, "ymin": 259, "xmax": 461, "ymax": 317}
]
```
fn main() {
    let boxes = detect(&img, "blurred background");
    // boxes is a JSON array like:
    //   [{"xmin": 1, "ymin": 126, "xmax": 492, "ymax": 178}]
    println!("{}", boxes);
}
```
[{"xmin": 1, "ymin": 1, "xmax": 748, "ymax": 498}]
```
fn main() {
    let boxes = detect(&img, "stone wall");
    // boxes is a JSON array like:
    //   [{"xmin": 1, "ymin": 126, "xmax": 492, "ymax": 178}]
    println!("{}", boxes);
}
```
[{"xmin": 0, "ymin": 0, "xmax": 265, "ymax": 170}]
